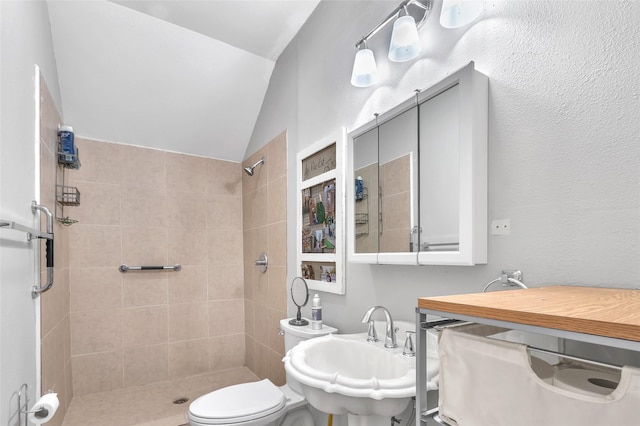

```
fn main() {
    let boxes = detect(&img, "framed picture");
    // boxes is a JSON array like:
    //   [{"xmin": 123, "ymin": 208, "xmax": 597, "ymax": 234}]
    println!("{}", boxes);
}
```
[{"xmin": 296, "ymin": 129, "xmax": 345, "ymax": 295}]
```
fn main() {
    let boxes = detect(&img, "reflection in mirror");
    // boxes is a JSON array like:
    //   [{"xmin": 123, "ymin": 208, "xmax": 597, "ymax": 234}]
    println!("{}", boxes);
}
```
[
  {"xmin": 419, "ymin": 84, "xmax": 460, "ymax": 251},
  {"xmin": 378, "ymin": 107, "xmax": 418, "ymax": 253},
  {"xmin": 353, "ymin": 127, "xmax": 379, "ymax": 253},
  {"xmin": 289, "ymin": 277, "xmax": 310, "ymax": 326}
]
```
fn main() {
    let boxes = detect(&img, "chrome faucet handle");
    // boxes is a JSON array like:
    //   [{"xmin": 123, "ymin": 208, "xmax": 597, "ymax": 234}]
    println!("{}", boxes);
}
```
[
  {"xmin": 366, "ymin": 320, "xmax": 378, "ymax": 343},
  {"xmin": 402, "ymin": 331, "xmax": 416, "ymax": 357}
]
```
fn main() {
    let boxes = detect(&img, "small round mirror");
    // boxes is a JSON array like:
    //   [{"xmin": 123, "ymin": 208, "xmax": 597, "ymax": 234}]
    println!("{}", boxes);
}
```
[{"xmin": 289, "ymin": 277, "xmax": 309, "ymax": 326}]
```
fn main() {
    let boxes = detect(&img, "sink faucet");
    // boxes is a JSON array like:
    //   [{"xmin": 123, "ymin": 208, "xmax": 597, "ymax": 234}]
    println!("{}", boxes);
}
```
[{"xmin": 361, "ymin": 306, "xmax": 397, "ymax": 348}]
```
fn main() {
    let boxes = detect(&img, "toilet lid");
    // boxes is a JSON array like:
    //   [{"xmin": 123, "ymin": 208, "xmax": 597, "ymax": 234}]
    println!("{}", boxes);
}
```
[{"xmin": 189, "ymin": 379, "xmax": 286, "ymax": 424}]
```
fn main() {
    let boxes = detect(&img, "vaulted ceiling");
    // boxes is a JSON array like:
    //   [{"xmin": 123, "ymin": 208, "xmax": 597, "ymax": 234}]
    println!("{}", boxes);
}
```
[{"xmin": 47, "ymin": 0, "xmax": 320, "ymax": 161}]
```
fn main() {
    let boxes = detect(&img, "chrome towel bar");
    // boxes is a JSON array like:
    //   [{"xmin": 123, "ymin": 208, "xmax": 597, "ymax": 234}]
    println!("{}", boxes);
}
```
[{"xmin": 119, "ymin": 264, "xmax": 182, "ymax": 273}]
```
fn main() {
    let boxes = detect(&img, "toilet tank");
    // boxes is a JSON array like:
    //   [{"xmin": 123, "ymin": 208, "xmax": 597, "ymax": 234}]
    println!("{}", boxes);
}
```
[{"xmin": 279, "ymin": 319, "xmax": 337, "ymax": 352}]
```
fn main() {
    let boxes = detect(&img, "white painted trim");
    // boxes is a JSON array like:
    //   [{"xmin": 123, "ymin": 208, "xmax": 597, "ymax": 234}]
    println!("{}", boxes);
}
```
[{"xmin": 296, "ymin": 128, "xmax": 346, "ymax": 295}]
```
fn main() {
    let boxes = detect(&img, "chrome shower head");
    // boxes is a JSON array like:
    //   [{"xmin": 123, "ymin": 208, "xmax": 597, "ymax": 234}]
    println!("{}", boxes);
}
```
[{"xmin": 244, "ymin": 157, "xmax": 264, "ymax": 176}]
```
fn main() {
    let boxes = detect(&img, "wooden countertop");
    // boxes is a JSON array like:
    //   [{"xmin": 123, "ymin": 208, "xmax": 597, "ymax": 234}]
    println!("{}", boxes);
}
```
[{"xmin": 418, "ymin": 286, "xmax": 640, "ymax": 342}]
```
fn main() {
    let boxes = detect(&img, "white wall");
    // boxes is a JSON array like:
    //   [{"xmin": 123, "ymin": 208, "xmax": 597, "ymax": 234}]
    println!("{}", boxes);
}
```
[
  {"xmin": 246, "ymin": 0, "xmax": 640, "ymax": 334},
  {"xmin": 0, "ymin": 1, "xmax": 62, "ymax": 423}
]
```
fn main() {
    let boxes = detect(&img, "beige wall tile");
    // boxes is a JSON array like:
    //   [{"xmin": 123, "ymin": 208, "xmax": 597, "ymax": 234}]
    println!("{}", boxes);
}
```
[
  {"xmin": 247, "ymin": 260, "xmax": 268, "ymax": 306},
  {"xmin": 381, "ymin": 191, "xmax": 411, "ymax": 231},
  {"xmin": 70, "ymin": 309, "xmax": 122, "ymax": 355},
  {"xmin": 265, "ymin": 347, "xmax": 286, "ymax": 386},
  {"xmin": 119, "ymin": 145, "xmax": 166, "ymax": 190},
  {"xmin": 124, "ymin": 344, "xmax": 169, "ymax": 387},
  {"xmin": 267, "ymin": 266, "xmax": 287, "ymax": 312},
  {"xmin": 68, "ymin": 138, "xmax": 121, "ymax": 185},
  {"xmin": 69, "ymin": 181, "xmax": 121, "ymax": 226},
  {"xmin": 64, "ymin": 360, "xmax": 72, "ymax": 409},
  {"xmin": 121, "ymin": 188, "xmax": 167, "ymax": 228},
  {"xmin": 69, "ymin": 225, "xmax": 121, "ymax": 268},
  {"xmin": 267, "ymin": 308, "xmax": 286, "ymax": 355},
  {"xmin": 207, "ymin": 230, "xmax": 243, "ymax": 266},
  {"xmin": 266, "ymin": 131, "xmax": 287, "ymax": 181},
  {"xmin": 267, "ymin": 221, "xmax": 286, "ymax": 267},
  {"xmin": 206, "ymin": 195, "xmax": 242, "ymax": 231},
  {"xmin": 253, "ymin": 303, "xmax": 270, "ymax": 346},
  {"xmin": 207, "ymin": 264, "xmax": 243, "ymax": 301},
  {"xmin": 168, "ymin": 302, "xmax": 208, "ymax": 342},
  {"xmin": 250, "ymin": 339, "xmax": 268, "ymax": 379},
  {"xmin": 62, "ymin": 314, "xmax": 71, "ymax": 365},
  {"xmin": 166, "ymin": 152, "xmax": 208, "ymax": 194},
  {"xmin": 168, "ymin": 339, "xmax": 209, "ymax": 380},
  {"xmin": 70, "ymin": 267, "xmax": 122, "ymax": 312},
  {"xmin": 72, "ymin": 351, "xmax": 123, "ymax": 395},
  {"xmin": 209, "ymin": 334, "xmax": 245, "ymax": 371},
  {"xmin": 121, "ymin": 227, "xmax": 168, "ymax": 266},
  {"xmin": 122, "ymin": 306, "xmax": 168, "ymax": 348},
  {"xmin": 206, "ymin": 159, "xmax": 242, "ymax": 197},
  {"xmin": 123, "ymin": 274, "xmax": 168, "ymax": 307},
  {"xmin": 243, "ymin": 227, "xmax": 267, "ymax": 301},
  {"xmin": 209, "ymin": 300, "xmax": 244, "ymax": 336},
  {"xmin": 245, "ymin": 335, "xmax": 255, "ymax": 374},
  {"xmin": 42, "ymin": 321, "xmax": 65, "ymax": 393},
  {"xmin": 242, "ymin": 188, "xmax": 267, "ymax": 230},
  {"xmin": 56, "ymin": 138, "xmax": 257, "ymax": 396},
  {"xmin": 267, "ymin": 176, "xmax": 287, "ymax": 224},
  {"xmin": 379, "ymin": 228, "xmax": 411, "ymax": 253},
  {"xmin": 244, "ymin": 300, "xmax": 255, "ymax": 338},
  {"xmin": 41, "ymin": 268, "xmax": 69, "ymax": 337},
  {"xmin": 168, "ymin": 265, "xmax": 207, "ymax": 304},
  {"xmin": 167, "ymin": 227, "xmax": 207, "ymax": 266},
  {"xmin": 166, "ymin": 191, "xmax": 206, "ymax": 228}
]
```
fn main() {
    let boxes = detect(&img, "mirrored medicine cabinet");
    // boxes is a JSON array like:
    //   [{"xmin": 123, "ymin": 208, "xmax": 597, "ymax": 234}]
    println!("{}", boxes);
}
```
[{"xmin": 347, "ymin": 62, "xmax": 488, "ymax": 266}]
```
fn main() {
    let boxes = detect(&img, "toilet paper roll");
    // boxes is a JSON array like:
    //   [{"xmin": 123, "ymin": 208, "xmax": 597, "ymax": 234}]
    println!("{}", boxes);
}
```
[
  {"xmin": 553, "ymin": 368, "xmax": 620, "ymax": 396},
  {"xmin": 28, "ymin": 393, "xmax": 59, "ymax": 424}
]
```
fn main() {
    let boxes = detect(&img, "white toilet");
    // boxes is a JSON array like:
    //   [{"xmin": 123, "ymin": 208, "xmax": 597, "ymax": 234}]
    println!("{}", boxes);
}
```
[{"xmin": 188, "ymin": 318, "xmax": 337, "ymax": 426}]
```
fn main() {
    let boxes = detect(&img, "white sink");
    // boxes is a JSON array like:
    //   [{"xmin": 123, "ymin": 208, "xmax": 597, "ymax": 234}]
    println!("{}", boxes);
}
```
[{"xmin": 283, "ymin": 320, "xmax": 417, "ymax": 417}]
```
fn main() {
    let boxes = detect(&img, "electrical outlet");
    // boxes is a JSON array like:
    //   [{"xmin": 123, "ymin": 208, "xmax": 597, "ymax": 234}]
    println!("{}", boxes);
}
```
[
  {"xmin": 501, "ymin": 270, "xmax": 522, "ymax": 282},
  {"xmin": 491, "ymin": 219, "xmax": 511, "ymax": 235}
]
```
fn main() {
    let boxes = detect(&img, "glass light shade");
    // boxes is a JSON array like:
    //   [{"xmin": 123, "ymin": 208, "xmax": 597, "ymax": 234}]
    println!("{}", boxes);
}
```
[
  {"xmin": 440, "ymin": 0, "xmax": 483, "ymax": 29},
  {"xmin": 351, "ymin": 48, "xmax": 378, "ymax": 87},
  {"xmin": 388, "ymin": 15, "xmax": 422, "ymax": 63}
]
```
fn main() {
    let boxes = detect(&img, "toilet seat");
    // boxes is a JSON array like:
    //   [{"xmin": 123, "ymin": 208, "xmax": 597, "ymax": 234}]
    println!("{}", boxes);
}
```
[{"xmin": 189, "ymin": 379, "xmax": 286, "ymax": 425}]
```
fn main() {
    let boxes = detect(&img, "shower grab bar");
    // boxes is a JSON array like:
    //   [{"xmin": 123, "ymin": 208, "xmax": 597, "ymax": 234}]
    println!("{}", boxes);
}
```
[
  {"xmin": 2, "ymin": 202, "xmax": 56, "ymax": 298},
  {"xmin": 119, "ymin": 264, "xmax": 182, "ymax": 273}
]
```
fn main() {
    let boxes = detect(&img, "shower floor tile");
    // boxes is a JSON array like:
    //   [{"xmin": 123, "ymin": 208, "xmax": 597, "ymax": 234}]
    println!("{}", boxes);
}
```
[{"xmin": 62, "ymin": 367, "xmax": 259, "ymax": 426}]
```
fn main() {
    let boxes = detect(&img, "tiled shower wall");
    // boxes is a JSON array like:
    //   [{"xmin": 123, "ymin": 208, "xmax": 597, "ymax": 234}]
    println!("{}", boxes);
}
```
[
  {"xmin": 243, "ymin": 131, "xmax": 288, "ymax": 385},
  {"xmin": 39, "ymin": 74, "xmax": 72, "ymax": 426},
  {"xmin": 66, "ymin": 138, "xmax": 245, "ymax": 395}
]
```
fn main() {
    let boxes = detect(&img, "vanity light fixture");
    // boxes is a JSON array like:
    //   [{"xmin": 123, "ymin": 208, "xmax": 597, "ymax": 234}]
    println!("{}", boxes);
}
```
[
  {"xmin": 351, "ymin": 42, "xmax": 379, "ymax": 87},
  {"xmin": 351, "ymin": 0, "xmax": 432, "ymax": 87},
  {"xmin": 439, "ymin": 0, "xmax": 483, "ymax": 29},
  {"xmin": 388, "ymin": 7, "xmax": 422, "ymax": 62}
]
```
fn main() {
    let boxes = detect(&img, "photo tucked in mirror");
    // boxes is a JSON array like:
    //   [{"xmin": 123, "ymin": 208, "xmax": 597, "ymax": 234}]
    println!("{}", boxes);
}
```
[{"xmin": 301, "ymin": 179, "xmax": 336, "ymax": 254}]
